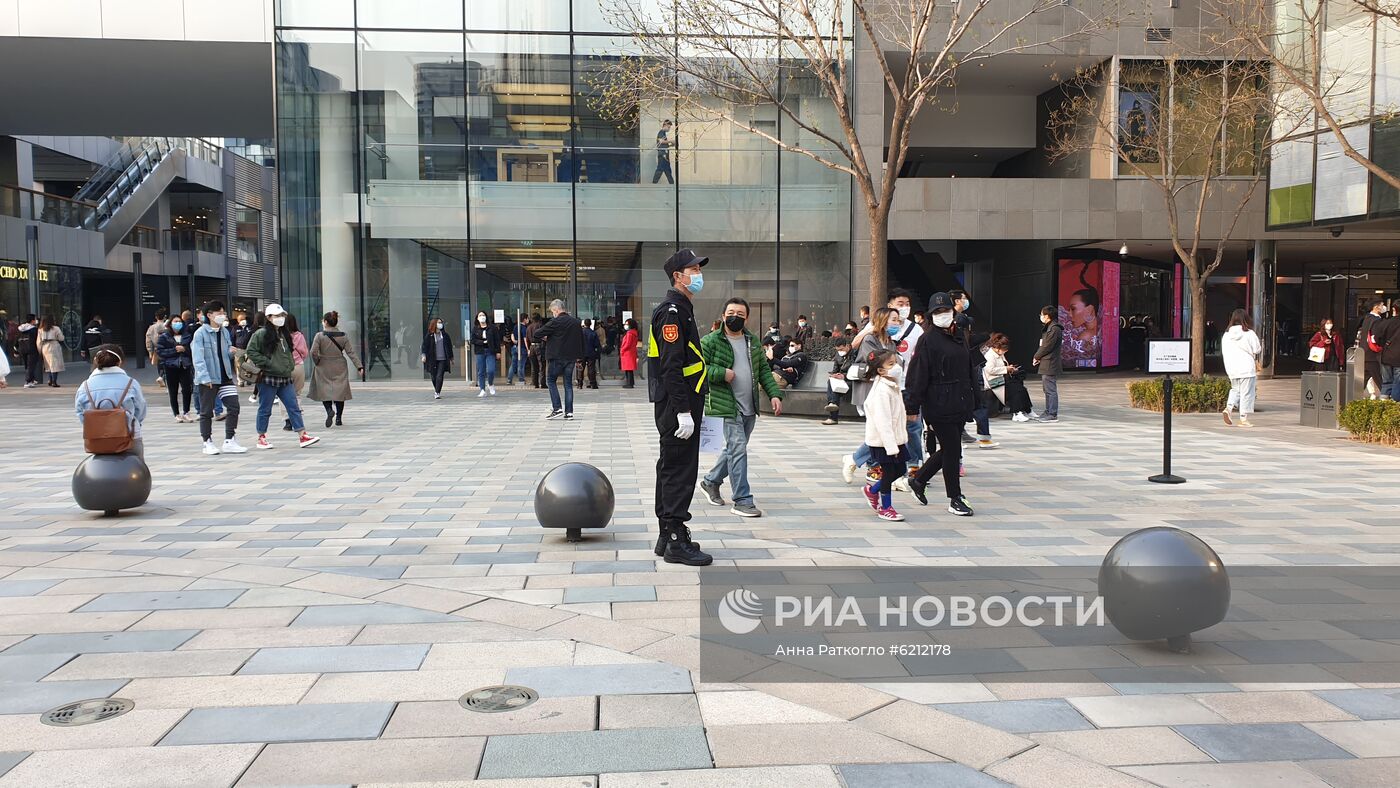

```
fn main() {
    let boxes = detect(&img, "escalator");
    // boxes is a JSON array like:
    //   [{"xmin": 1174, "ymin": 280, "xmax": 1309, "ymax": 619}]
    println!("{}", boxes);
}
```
[{"xmin": 74, "ymin": 137, "xmax": 189, "ymax": 253}]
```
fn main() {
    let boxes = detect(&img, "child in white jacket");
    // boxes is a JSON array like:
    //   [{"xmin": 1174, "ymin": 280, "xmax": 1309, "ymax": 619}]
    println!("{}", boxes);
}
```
[
  {"xmin": 861, "ymin": 348, "xmax": 908, "ymax": 522},
  {"xmin": 1220, "ymin": 308, "xmax": 1262, "ymax": 427}
]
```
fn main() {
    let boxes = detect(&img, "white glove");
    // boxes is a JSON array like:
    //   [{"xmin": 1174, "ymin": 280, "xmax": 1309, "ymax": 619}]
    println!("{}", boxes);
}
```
[{"xmin": 674, "ymin": 412, "xmax": 695, "ymax": 440}]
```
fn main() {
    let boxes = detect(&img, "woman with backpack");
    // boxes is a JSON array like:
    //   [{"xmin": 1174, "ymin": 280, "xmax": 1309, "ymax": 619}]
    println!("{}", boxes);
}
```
[
  {"xmin": 74, "ymin": 344, "xmax": 147, "ymax": 458},
  {"xmin": 309, "ymin": 310, "xmax": 363, "ymax": 427},
  {"xmin": 246, "ymin": 303, "xmax": 320, "ymax": 449},
  {"xmin": 155, "ymin": 313, "xmax": 196, "ymax": 421}
]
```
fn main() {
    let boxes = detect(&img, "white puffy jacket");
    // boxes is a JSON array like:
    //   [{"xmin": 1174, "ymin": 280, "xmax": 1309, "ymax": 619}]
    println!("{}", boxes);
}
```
[{"xmin": 1221, "ymin": 325, "xmax": 1261, "ymax": 379}]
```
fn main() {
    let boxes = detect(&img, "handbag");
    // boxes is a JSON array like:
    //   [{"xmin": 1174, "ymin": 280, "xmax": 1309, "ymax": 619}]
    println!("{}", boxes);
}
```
[
  {"xmin": 986, "ymin": 374, "xmax": 1006, "ymax": 389},
  {"xmin": 81, "ymin": 379, "xmax": 135, "ymax": 455},
  {"xmin": 1307, "ymin": 346, "xmax": 1327, "ymax": 363},
  {"xmin": 829, "ymin": 377, "xmax": 850, "ymax": 394}
]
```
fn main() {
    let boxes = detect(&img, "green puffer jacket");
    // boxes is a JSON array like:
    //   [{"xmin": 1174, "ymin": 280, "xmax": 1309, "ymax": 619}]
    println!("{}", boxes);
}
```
[
  {"xmin": 700, "ymin": 328, "xmax": 783, "ymax": 418},
  {"xmin": 245, "ymin": 327, "xmax": 296, "ymax": 378}
]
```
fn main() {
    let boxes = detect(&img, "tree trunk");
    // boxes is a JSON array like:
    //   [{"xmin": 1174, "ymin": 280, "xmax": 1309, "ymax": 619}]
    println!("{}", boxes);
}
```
[
  {"xmin": 868, "ymin": 203, "xmax": 889, "ymax": 309},
  {"xmin": 1189, "ymin": 276, "xmax": 1207, "ymax": 379}
]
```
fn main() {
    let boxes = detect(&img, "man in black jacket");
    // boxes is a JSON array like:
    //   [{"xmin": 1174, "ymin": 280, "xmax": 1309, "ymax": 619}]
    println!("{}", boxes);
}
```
[
  {"xmin": 949, "ymin": 289, "xmax": 996, "ymax": 448},
  {"xmin": 1359, "ymin": 300, "xmax": 1388, "ymax": 398},
  {"xmin": 534, "ymin": 299, "xmax": 583, "ymax": 420},
  {"xmin": 1377, "ymin": 310, "xmax": 1400, "ymax": 401},
  {"xmin": 1031, "ymin": 306, "xmax": 1063, "ymax": 422},
  {"xmin": 649, "ymin": 249, "xmax": 712, "ymax": 566},
  {"xmin": 904, "ymin": 292, "xmax": 977, "ymax": 516}
]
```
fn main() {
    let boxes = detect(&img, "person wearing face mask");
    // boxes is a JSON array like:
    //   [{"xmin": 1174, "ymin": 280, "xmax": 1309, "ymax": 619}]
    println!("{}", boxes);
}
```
[
  {"xmin": 823, "ymin": 337, "xmax": 855, "ymax": 425},
  {"xmin": 861, "ymin": 348, "xmax": 910, "ymax": 522},
  {"xmin": 841, "ymin": 307, "xmax": 904, "ymax": 483},
  {"xmin": 309, "ymin": 310, "xmax": 363, "ymax": 427},
  {"xmin": 1031, "ymin": 305, "xmax": 1063, "ymax": 422},
  {"xmin": 949, "ymin": 289, "xmax": 996, "ymax": 449},
  {"xmin": 619, "ymin": 318, "xmax": 640, "ymax": 388},
  {"xmin": 648, "ymin": 249, "xmax": 712, "ymax": 565},
  {"xmin": 793, "ymin": 315, "xmax": 813, "ymax": 346},
  {"xmin": 771, "ymin": 337, "xmax": 810, "ymax": 388},
  {"xmin": 156, "ymin": 312, "xmax": 196, "ymax": 422},
  {"xmin": 844, "ymin": 290, "xmax": 925, "ymax": 485},
  {"xmin": 470, "ymin": 310, "xmax": 502, "ymax": 397},
  {"xmin": 534, "ymin": 299, "xmax": 584, "ymax": 419},
  {"xmin": 191, "ymin": 301, "xmax": 247, "ymax": 455},
  {"xmin": 1359, "ymin": 300, "xmax": 1389, "ymax": 398},
  {"xmin": 419, "ymin": 317, "xmax": 454, "ymax": 399},
  {"xmin": 246, "ymin": 304, "xmax": 320, "ymax": 449},
  {"xmin": 904, "ymin": 292, "xmax": 977, "ymax": 516},
  {"xmin": 698, "ymin": 297, "xmax": 784, "ymax": 519},
  {"xmin": 1307, "ymin": 318, "xmax": 1343, "ymax": 372}
]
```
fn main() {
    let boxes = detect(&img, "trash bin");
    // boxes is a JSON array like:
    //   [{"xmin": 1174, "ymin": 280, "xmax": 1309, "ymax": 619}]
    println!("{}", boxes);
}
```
[
  {"xmin": 1316, "ymin": 371, "xmax": 1345, "ymax": 430},
  {"xmin": 1300, "ymin": 372, "xmax": 1320, "ymax": 427}
]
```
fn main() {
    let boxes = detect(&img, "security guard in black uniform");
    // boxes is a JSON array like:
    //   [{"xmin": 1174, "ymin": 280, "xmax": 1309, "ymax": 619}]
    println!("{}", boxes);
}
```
[{"xmin": 649, "ymin": 249, "xmax": 714, "ymax": 566}]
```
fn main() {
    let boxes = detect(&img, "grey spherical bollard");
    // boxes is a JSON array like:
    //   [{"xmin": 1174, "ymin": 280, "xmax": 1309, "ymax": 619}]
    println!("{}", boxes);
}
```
[
  {"xmin": 1098, "ymin": 526, "xmax": 1230, "ymax": 653},
  {"xmin": 72, "ymin": 453, "xmax": 152, "ymax": 517},
  {"xmin": 534, "ymin": 462, "xmax": 614, "ymax": 542}
]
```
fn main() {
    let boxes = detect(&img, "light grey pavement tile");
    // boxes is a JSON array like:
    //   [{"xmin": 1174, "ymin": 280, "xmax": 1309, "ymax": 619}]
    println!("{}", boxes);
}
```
[
  {"xmin": 707, "ymin": 721, "xmax": 941, "ymax": 767},
  {"xmin": 0, "ymin": 744, "xmax": 261, "ymax": 788},
  {"xmin": 238, "ymin": 643, "xmax": 428, "ymax": 675},
  {"xmin": 538, "ymin": 616, "xmax": 671, "ymax": 653},
  {"xmin": 382, "ymin": 697, "xmax": 597, "ymax": 737},
  {"xmin": 696, "ymin": 690, "xmax": 842, "ymax": 726},
  {"xmin": 572, "ymin": 561, "xmax": 657, "ymax": 574},
  {"xmin": 0, "ymin": 652, "xmax": 75, "ymax": 682},
  {"xmin": 1068, "ymin": 695, "xmax": 1226, "ymax": 728},
  {"xmin": 854, "ymin": 700, "xmax": 1034, "ymax": 770},
  {"xmin": 1190, "ymin": 690, "xmax": 1355, "ymax": 723},
  {"xmin": 158, "ymin": 702, "xmax": 396, "ymax": 745},
  {"xmin": 368, "ymin": 584, "xmax": 484, "ymax": 614},
  {"xmin": 128, "ymin": 606, "xmax": 303, "ymax": 631},
  {"xmin": 1297, "ymin": 757, "xmax": 1400, "ymax": 787},
  {"xmin": 0, "ymin": 708, "xmax": 188, "ymax": 751},
  {"xmin": 1216, "ymin": 639, "xmax": 1360, "ymax": 664},
  {"xmin": 1, "ymin": 630, "xmax": 198, "ymax": 656},
  {"xmin": 320, "ymin": 566, "xmax": 407, "ymax": 579},
  {"xmin": 235, "ymin": 737, "xmax": 485, "ymax": 786},
  {"xmin": 1172, "ymin": 722, "xmax": 1355, "ymax": 762},
  {"xmin": 421, "ymin": 640, "xmax": 575, "ymax": 671},
  {"xmin": 1029, "ymin": 727, "xmax": 1210, "ymax": 767},
  {"xmin": 0, "ymin": 612, "xmax": 148, "ymax": 636},
  {"xmin": 477, "ymin": 726, "xmax": 713, "ymax": 778},
  {"xmin": 301, "ymin": 668, "xmax": 507, "ymax": 703},
  {"xmin": 352, "ymin": 621, "xmax": 544, "ymax": 646},
  {"xmin": 47, "ymin": 648, "xmax": 255, "ymax": 680},
  {"xmin": 838, "ymin": 762, "xmax": 1012, "ymax": 788},
  {"xmin": 983, "ymin": 745, "xmax": 1153, "ymax": 788},
  {"xmin": 116, "ymin": 674, "xmax": 319, "ymax": 709},
  {"xmin": 933, "ymin": 699, "xmax": 1094, "ymax": 734},
  {"xmin": 600, "ymin": 693, "xmax": 702, "ymax": 729},
  {"xmin": 0, "ymin": 752, "xmax": 27, "ymax": 779},
  {"xmin": 0, "ymin": 679, "xmax": 129, "ymax": 714},
  {"xmin": 0, "ymin": 580, "xmax": 60, "ymax": 597},
  {"xmin": 1305, "ymin": 720, "xmax": 1400, "ymax": 757},
  {"xmin": 602, "ymin": 765, "xmax": 842, "ymax": 787},
  {"xmin": 1121, "ymin": 761, "xmax": 1334, "ymax": 788},
  {"xmin": 562, "ymin": 586, "xmax": 658, "ymax": 604},
  {"xmin": 180, "ymin": 625, "xmax": 362, "ymax": 651},
  {"xmin": 290, "ymin": 603, "xmax": 458, "ymax": 627},
  {"xmin": 1313, "ymin": 688, "xmax": 1400, "ymax": 720},
  {"xmin": 506, "ymin": 663, "xmax": 692, "ymax": 697}
]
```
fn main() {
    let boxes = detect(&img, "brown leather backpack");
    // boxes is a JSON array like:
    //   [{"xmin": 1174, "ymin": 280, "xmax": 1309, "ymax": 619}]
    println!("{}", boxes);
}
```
[{"xmin": 82, "ymin": 379, "xmax": 135, "ymax": 455}]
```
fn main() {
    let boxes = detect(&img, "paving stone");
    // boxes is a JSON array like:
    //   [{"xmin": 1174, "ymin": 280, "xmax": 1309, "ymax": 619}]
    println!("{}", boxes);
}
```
[
  {"xmin": 290, "ymin": 603, "xmax": 458, "ymax": 627},
  {"xmin": 603, "ymin": 765, "xmax": 841, "ymax": 787},
  {"xmin": 116, "ymin": 674, "xmax": 318, "ymax": 709},
  {"xmin": 0, "ymin": 580, "xmax": 60, "ymax": 596},
  {"xmin": 1313, "ymin": 688, "xmax": 1400, "ymax": 719},
  {"xmin": 237, "ymin": 737, "xmax": 484, "ymax": 786},
  {"xmin": 984, "ymin": 745, "xmax": 1152, "ymax": 788},
  {"xmin": 0, "ymin": 744, "xmax": 260, "ymax": 788},
  {"xmin": 0, "ymin": 612, "xmax": 158, "ymax": 637},
  {"xmin": 383, "ymin": 697, "xmax": 596, "ymax": 737},
  {"xmin": 1029, "ymin": 727, "xmax": 1210, "ymax": 766},
  {"xmin": 708, "ymin": 721, "xmax": 940, "ymax": 767},
  {"xmin": 934, "ymin": 699, "xmax": 1094, "ymax": 734},
  {"xmin": 838, "ymin": 762, "xmax": 1012, "ymax": 788},
  {"xmin": 1122, "ymin": 761, "xmax": 1334, "ymax": 787},
  {"xmin": 180, "ymin": 625, "xmax": 361, "ymax": 650},
  {"xmin": 159, "ymin": 702, "xmax": 396, "ymax": 745},
  {"xmin": 1190, "ymin": 690, "xmax": 1354, "ymax": 723},
  {"xmin": 128, "ymin": 606, "xmax": 303, "ymax": 631},
  {"xmin": 1305, "ymin": 720, "xmax": 1400, "ymax": 757},
  {"xmin": 600, "ymin": 693, "xmax": 703, "ymax": 729},
  {"xmin": 238, "ymin": 643, "xmax": 429, "ymax": 675},
  {"xmin": 506, "ymin": 662, "xmax": 692, "ymax": 697},
  {"xmin": 1216, "ymin": 639, "xmax": 1358, "ymax": 664},
  {"xmin": 854, "ymin": 700, "xmax": 1035, "ymax": 770},
  {"xmin": 697, "ymin": 690, "xmax": 843, "ymax": 726},
  {"xmin": 1, "ymin": 630, "xmax": 198, "ymax": 655},
  {"xmin": 1068, "ymin": 695, "xmax": 1226, "ymax": 728},
  {"xmin": 301, "ymin": 668, "xmax": 507, "ymax": 703},
  {"xmin": 562, "ymin": 586, "xmax": 658, "ymax": 604},
  {"xmin": 477, "ymin": 726, "xmax": 712, "ymax": 778},
  {"xmin": 352, "ymin": 621, "xmax": 543, "ymax": 646},
  {"xmin": 48, "ymin": 648, "xmax": 254, "ymax": 680},
  {"xmin": 0, "ymin": 679, "xmax": 129, "ymax": 714},
  {"xmin": 0, "ymin": 752, "xmax": 26, "ymax": 779},
  {"xmin": 422, "ymin": 640, "xmax": 575, "ymax": 670},
  {"xmin": 1297, "ymin": 756, "xmax": 1400, "ymax": 787},
  {"xmin": 0, "ymin": 652, "xmax": 75, "ymax": 682},
  {"xmin": 0, "ymin": 708, "xmax": 188, "ymax": 751},
  {"xmin": 1173, "ymin": 722, "xmax": 1354, "ymax": 762}
]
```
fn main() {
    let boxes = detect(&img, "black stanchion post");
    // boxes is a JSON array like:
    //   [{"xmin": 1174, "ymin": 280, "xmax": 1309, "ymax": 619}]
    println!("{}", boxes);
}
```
[{"xmin": 1149, "ymin": 373, "xmax": 1186, "ymax": 484}]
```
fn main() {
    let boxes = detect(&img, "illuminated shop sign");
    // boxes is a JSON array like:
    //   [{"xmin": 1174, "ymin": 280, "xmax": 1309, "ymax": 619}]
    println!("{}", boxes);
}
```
[{"xmin": 0, "ymin": 265, "xmax": 50, "ymax": 282}]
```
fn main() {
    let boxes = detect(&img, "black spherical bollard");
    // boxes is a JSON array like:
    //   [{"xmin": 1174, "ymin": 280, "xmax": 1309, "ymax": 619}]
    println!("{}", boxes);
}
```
[
  {"xmin": 72, "ymin": 453, "xmax": 152, "ymax": 517},
  {"xmin": 534, "ymin": 462, "xmax": 615, "ymax": 542},
  {"xmin": 1099, "ymin": 526, "xmax": 1230, "ymax": 653}
]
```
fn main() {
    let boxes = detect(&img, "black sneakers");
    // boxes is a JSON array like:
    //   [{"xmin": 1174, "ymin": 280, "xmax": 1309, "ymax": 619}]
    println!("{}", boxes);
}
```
[
  {"xmin": 545, "ymin": 409, "xmax": 564, "ymax": 420},
  {"xmin": 660, "ymin": 525, "xmax": 713, "ymax": 566},
  {"xmin": 948, "ymin": 496, "xmax": 974, "ymax": 516},
  {"xmin": 698, "ymin": 480, "xmax": 725, "ymax": 507},
  {"xmin": 908, "ymin": 478, "xmax": 929, "ymax": 506}
]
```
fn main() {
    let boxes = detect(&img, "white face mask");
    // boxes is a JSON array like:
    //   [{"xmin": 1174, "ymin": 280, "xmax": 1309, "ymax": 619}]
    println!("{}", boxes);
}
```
[
  {"xmin": 836, "ymin": 350, "xmax": 847, "ymax": 357},
  {"xmin": 212, "ymin": 314, "xmax": 228, "ymax": 327},
  {"xmin": 896, "ymin": 306, "xmax": 911, "ymax": 320},
  {"xmin": 478, "ymin": 316, "xmax": 487, "ymax": 325},
  {"xmin": 270, "ymin": 316, "xmax": 286, "ymax": 327},
  {"xmin": 1324, "ymin": 323, "xmax": 1333, "ymax": 331},
  {"xmin": 932, "ymin": 312, "xmax": 955, "ymax": 328}
]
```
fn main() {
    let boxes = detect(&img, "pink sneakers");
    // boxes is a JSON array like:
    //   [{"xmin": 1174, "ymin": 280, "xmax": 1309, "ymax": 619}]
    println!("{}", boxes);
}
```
[
  {"xmin": 877, "ymin": 507, "xmax": 905, "ymax": 522},
  {"xmin": 298, "ymin": 433, "xmax": 321, "ymax": 448},
  {"xmin": 861, "ymin": 484, "xmax": 881, "ymax": 511}
]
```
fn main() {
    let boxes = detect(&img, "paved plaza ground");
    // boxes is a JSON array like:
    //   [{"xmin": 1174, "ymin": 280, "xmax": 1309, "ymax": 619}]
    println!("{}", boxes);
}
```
[{"xmin": 1, "ymin": 372, "xmax": 1399, "ymax": 787}]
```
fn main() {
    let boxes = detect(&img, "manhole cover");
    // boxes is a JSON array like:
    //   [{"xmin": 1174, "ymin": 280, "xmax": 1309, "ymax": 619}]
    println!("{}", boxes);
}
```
[
  {"xmin": 459, "ymin": 685, "xmax": 539, "ymax": 713},
  {"xmin": 41, "ymin": 698, "xmax": 134, "ymax": 727}
]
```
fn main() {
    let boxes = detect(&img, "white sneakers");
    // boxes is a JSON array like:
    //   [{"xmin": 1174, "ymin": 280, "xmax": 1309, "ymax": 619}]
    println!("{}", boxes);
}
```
[
  {"xmin": 478, "ymin": 388, "xmax": 488, "ymax": 398},
  {"xmin": 203, "ymin": 440, "xmax": 220, "ymax": 455},
  {"xmin": 841, "ymin": 454, "xmax": 857, "ymax": 484},
  {"xmin": 204, "ymin": 439, "xmax": 249, "ymax": 455},
  {"xmin": 488, "ymin": 384, "xmax": 497, "ymax": 396},
  {"xmin": 434, "ymin": 393, "xmax": 441, "ymax": 400}
]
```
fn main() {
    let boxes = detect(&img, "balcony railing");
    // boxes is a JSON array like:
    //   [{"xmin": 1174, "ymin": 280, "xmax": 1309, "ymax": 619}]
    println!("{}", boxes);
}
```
[
  {"xmin": 165, "ymin": 227, "xmax": 223, "ymax": 254},
  {"xmin": 0, "ymin": 184, "xmax": 97, "ymax": 228},
  {"xmin": 121, "ymin": 224, "xmax": 160, "ymax": 249}
]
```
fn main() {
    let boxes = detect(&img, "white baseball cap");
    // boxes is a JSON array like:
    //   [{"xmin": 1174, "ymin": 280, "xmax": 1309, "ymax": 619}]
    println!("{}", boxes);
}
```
[{"xmin": 264, "ymin": 303, "xmax": 287, "ymax": 317}]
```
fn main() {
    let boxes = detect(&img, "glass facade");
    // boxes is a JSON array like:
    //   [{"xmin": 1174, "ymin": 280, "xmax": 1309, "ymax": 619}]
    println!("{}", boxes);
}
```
[{"xmin": 274, "ymin": 0, "xmax": 851, "ymax": 378}]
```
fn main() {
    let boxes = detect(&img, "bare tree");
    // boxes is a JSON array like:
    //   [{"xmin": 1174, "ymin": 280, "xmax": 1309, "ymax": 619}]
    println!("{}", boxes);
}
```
[
  {"xmin": 1218, "ymin": 0, "xmax": 1400, "ymax": 192},
  {"xmin": 590, "ymin": 0, "xmax": 1116, "ymax": 303},
  {"xmin": 1047, "ymin": 54, "xmax": 1301, "ymax": 377}
]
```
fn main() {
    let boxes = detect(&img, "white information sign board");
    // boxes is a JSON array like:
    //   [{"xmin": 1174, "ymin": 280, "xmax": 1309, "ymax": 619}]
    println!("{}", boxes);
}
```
[
  {"xmin": 1146, "ymin": 339, "xmax": 1191, "ymax": 374},
  {"xmin": 493, "ymin": 309, "xmax": 505, "ymax": 324}
]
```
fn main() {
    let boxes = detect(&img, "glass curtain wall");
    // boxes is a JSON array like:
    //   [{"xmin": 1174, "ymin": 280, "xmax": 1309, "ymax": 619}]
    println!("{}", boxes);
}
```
[{"xmin": 275, "ymin": 0, "xmax": 852, "ymax": 377}]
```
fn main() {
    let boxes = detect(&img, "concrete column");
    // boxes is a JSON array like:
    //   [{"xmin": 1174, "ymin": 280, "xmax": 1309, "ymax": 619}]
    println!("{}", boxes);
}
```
[
  {"xmin": 319, "ymin": 92, "xmax": 360, "ymax": 342},
  {"xmin": 1252, "ymin": 239, "xmax": 1277, "ymax": 378}
]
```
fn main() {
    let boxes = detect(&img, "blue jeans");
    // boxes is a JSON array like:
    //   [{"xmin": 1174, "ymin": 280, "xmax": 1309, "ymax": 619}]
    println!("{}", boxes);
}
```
[
  {"xmin": 255, "ymin": 381, "xmax": 304, "ymax": 434},
  {"xmin": 704, "ymin": 414, "xmax": 756, "ymax": 505},
  {"xmin": 1384, "ymin": 364, "xmax": 1400, "ymax": 400},
  {"xmin": 475, "ymin": 352, "xmax": 497, "ymax": 387},
  {"xmin": 507, "ymin": 351, "xmax": 526, "ymax": 383},
  {"xmin": 1042, "ymin": 374, "xmax": 1059, "ymax": 417},
  {"xmin": 547, "ymin": 359, "xmax": 575, "ymax": 413},
  {"xmin": 973, "ymin": 404, "xmax": 989, "ymax": 438},
  {"xmin": 854, "ymin": 417, "xmax": 925, "ymax": 468}
]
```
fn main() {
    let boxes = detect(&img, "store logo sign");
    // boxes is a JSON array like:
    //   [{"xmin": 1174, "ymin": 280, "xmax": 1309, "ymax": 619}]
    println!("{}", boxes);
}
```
[
  {"xmin": 0, "ymin": 265, "xmax": 48, "ymax": 282},
  {"xmin": 1310, "ymin": 273, "xmax": 1368, "ymax": 282}
]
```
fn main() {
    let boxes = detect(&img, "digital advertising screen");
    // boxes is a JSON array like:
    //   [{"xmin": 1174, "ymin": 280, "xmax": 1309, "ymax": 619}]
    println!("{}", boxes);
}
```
[{"xmin": 1057, "ymin": 259, "xmax": 1106, "ymax": 369}]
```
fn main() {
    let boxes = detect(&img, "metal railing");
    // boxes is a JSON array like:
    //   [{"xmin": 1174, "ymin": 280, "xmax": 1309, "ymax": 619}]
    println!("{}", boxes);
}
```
[
  {"xmin": 121, "ymin": 224, "xmax": 160, "ymax": 248},
  {"xmin": 165, "ymin": 227, "xmax": 223, "ymax": 254},
  {"xmin": 0, "ymin": 184, "xmax": 96, "ymax": 228},
  {"xmin": 75, "ymin": 137, "xmax": 224, "ymax": 229}
]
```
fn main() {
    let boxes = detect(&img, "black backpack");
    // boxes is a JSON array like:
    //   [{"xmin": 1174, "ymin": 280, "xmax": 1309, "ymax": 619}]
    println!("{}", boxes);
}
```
[{"xmin": 15, "ymin": 329, "xmax": 35, "ymax": 355}]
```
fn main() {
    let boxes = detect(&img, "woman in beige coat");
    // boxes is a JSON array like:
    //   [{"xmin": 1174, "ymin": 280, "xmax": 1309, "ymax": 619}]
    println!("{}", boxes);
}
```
[
  {"xmin": 308, "ymin": 311, "xmax": 363, "ymax": 428},
  {"xmin": 38, "ymin": 316, "xmax": 66, "ymax": 386}
]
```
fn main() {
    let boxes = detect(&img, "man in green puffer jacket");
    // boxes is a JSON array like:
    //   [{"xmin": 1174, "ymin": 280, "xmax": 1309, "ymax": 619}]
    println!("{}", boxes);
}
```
[{"xmin": 697, "ymin": 297, "xmax": 783, "ymax": 518}]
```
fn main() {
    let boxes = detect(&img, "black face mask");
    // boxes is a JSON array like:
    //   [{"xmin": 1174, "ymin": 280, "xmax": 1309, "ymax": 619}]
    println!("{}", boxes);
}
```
[{"xmin": 724, "ymin": 315, "xmax": 746, "ymax": 333}]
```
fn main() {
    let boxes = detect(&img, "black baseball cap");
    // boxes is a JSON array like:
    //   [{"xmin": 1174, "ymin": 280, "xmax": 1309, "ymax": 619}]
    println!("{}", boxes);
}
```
[
  {"xmin": 928, "ymin": 292, "xmax": 955, "ymax": 312},
  {"xmin": 664, "ymin": 248, "xmax": 709, "ymax": 277}
]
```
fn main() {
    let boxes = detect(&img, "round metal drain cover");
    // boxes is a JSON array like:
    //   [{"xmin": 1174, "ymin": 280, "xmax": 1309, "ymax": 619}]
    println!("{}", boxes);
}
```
[
  {"xmin": 459, "ymin": 685, "xmax": 539, "ymax": 713},
  {"xmin": 41, "ymin": 698, "xmax": 134, "ymax": 727}
]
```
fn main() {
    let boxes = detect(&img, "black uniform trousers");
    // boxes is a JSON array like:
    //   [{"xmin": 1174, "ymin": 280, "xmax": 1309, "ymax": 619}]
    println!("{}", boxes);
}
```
[
  {"xmin": 654, "ymin": 398, "xmax": 704, "ymax": 530},
  {"xmin": 914, "ymin": 419, "xmax": 964, "ymax": 501}
]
